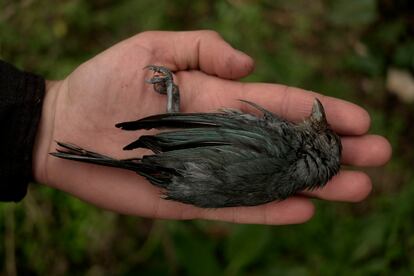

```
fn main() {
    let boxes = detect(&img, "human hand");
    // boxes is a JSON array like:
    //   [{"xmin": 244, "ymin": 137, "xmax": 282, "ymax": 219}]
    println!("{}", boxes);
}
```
[{"xmin": 33, "ymin": 31, "xmax": 391, "ymax": 225}]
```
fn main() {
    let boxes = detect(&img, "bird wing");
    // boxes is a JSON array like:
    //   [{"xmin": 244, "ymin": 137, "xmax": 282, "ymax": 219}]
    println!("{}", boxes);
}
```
[
  {"xmin": 115, "ymin": 100, "xmax": 286, "ymax": 131},
  {"xmin": 122, "ymin": 126, "xmax": 274, "ymax": 153},
  {"xmin": 116, "ymin": 102, "xmax": 291, "ymax": 155}
]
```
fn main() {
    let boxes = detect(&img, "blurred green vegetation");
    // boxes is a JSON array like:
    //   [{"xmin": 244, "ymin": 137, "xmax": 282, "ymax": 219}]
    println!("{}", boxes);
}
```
[{"xmin": 1, "ymin": 0, "xmax": 414, "ymax": 275}]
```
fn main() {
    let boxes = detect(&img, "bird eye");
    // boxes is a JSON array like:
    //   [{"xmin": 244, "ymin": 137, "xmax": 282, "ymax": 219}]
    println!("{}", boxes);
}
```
[{"xmin": 326, "ymin": 134, "xmax": 334, "ymax": 143}]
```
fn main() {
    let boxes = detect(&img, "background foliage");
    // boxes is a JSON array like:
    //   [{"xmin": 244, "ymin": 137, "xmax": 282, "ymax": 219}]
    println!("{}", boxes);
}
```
[{"xmin": 1, "ymin": 0, "xmax": 413, "ymax": 275}]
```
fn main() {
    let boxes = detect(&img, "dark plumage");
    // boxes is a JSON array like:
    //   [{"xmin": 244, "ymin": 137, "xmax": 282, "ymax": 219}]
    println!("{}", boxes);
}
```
[{"xmin": 51, "ymin": 99, "xmax": 342, "ymax": 208}]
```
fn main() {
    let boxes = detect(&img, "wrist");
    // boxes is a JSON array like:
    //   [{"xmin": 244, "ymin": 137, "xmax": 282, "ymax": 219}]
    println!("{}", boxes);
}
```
[{"xmin": 32, "ymin": 79, "xmax": 63, "ymax": 184}]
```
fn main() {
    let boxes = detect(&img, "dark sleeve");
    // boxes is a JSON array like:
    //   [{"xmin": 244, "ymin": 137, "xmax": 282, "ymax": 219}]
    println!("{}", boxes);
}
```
[{"xmin": 0, "ymin": 60, "xmax": 46, "ymax": 202}]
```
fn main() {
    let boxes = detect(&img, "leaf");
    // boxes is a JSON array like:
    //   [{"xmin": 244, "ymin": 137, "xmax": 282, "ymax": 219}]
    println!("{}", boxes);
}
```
[
  {"xmin": 393, "ymin": 41, "xmax": 414, "ymax": 71},
  {"xmin": 327, "ymin": 0, "xmax": 377, "ymax": 27},
  {"xmin": 351, "ymin": 215, "xmax": 387, "ymax": 262},
  {"xmin": 173, "ymin": 223, "xmax": 221, "ymax": 276},
  {"xmin": 225, "ymin": 225, "xmax": 271, "ymax": 275}
]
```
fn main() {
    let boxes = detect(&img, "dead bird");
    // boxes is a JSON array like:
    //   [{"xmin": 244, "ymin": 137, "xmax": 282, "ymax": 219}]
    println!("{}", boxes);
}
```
[{"xmin": 51, "ymin": 65, "xmax": 342, "ymax": 208}]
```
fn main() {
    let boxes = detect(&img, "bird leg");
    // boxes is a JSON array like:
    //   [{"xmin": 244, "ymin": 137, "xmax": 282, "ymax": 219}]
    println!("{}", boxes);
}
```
[{"xmin": 144, "ymin": 65, "xmax": 180, "ymax": 113}]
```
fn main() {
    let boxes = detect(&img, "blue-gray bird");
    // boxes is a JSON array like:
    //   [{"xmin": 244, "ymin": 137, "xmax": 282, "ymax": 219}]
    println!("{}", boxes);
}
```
[{"xmin": 51, "ymin": 65, "xmax": 342, "ymax": 208}]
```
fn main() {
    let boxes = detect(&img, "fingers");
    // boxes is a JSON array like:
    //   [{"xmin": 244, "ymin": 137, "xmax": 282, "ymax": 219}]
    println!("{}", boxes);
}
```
[
  {"xmin": 176, "ymin": 72, "xmax": 392, "ymax": 168},
  {"xmin": 189, "ymin": 169, "xmax": 370, "ymax": 222},
  {"xmin": 301, "ymin": 170, "xmax": 372, "ymax": 202},
  {"xmin": 113, "ymin": 185, "xmax": 315, "ymax": 225},
  {"xmin": 198, "ymin": 197, "xmax": 315, "ymax": 225},
  {"xmin": 341, "ymin": 135, "xmax": 392, "ymax": 166},
  {"xmin": 149, "ymin": 169, "xmax": 373, "ymax": 224},
  {"xmin": 167, "ymin": 197, "xmax": 315, "ymax": 225},
  {"xmin": 139, "ymin": 30, "xmax": 255, "ymax": 79},
  {"xmin": 178, "ymin": 72, "xmax": 371, "ymax": 135},
  {"xmin": 239, "ymin": 83, "xmax": 371, "ymax": 135}
]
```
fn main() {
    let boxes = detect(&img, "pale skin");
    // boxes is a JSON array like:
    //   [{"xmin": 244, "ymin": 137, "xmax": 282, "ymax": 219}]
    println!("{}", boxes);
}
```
[{"xmin": 32, "ymin": 31, "xmax": 392, "ymax": 225}]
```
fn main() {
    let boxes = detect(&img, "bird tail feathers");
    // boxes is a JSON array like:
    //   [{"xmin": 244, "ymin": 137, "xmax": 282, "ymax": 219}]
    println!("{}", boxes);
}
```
[
  {"xmin": 50, "ymin": 142, "xmax": 173, "ymax": 187},
  {"xmin": 50, "ymin": 141, "xmax": 145, "ymax": 170}
]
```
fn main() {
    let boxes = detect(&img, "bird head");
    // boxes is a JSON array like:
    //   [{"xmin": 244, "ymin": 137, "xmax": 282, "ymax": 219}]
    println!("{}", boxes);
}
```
[{"xmin": 300, "ymin": 98, "xmax": 342, "ymax": 175}]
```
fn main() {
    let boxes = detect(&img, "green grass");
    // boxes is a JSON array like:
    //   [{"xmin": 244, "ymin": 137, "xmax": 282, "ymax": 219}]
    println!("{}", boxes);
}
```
[{"xmin": 1, "ymin": 0, "xmax": 414, "ymax": 274}]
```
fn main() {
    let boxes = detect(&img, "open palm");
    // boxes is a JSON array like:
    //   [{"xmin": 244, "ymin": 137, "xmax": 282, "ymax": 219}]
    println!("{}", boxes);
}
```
[{"xmin": 33, "ymin": 31, "xmax": 391, "ymax": 225}]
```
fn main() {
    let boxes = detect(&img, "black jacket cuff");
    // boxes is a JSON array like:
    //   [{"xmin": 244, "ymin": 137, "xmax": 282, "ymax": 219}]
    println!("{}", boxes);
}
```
[{"xmin": 0, "ymin": 60, "xmax": 46, "ymax": 201}]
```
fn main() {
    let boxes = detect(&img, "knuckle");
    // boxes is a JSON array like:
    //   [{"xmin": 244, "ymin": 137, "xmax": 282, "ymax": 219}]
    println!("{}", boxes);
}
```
[
  {"xmin": 198, "ymin": 29, "xmax": 222, "ymax": 39},
  {"xmin": 135, "ymin": 30, "xmax": 164, "ymax": 41},
  {"xmin": 138, "ymin": 30, "xmax": 156, "ymax": 37}
]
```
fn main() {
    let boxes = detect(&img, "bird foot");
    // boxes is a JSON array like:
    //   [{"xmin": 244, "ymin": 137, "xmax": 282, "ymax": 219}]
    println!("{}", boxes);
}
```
[{"xmin": 144, "ymin": 65, "xmax": 180, "ymax": 113}]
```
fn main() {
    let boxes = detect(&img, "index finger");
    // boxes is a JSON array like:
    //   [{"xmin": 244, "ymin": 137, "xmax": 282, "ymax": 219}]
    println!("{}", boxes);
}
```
[
  {"xmin": 178, "ymin": 72, "xmax": 370, "ymax": 136},
  {"xmin": 241, "ymin": 83, "xmax": 370, "ymax": 135}
]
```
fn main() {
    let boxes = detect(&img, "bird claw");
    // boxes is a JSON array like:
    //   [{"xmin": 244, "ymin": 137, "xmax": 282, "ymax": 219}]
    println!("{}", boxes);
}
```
[
  {"xmin": 144, "ymin": 65, "xmax": 173, "ymax": 95},
  {"xmin": 144, "ymin": 64, "xmax": 173, "ymax": 75},
  {"xmin": 144, "ymin": 65, "xmax": 180, "ymax": 113}
]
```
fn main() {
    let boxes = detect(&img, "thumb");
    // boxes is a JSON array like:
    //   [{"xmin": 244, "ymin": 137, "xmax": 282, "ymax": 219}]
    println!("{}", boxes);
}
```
[{"xmin": 140, "ymin": 30, "xmax": 255, "ymax": 79}]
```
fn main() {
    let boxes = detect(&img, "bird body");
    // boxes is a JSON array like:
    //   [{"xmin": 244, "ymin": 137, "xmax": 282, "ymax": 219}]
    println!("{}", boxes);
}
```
[{"xmin": 52, "ymin": 99, "xmax": 342, "ymax": 208}]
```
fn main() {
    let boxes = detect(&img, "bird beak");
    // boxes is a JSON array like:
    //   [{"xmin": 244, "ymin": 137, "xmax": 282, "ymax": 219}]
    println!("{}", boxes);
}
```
[{"xmin": 311, "ymin": 98, "xmax": 327, "ymax": 124}]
